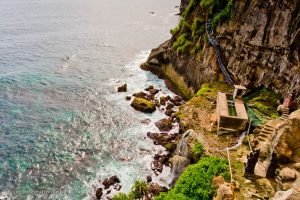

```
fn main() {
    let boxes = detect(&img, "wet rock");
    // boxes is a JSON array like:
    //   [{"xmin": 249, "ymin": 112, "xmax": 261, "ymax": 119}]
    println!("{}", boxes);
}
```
[
  {"xmin": 95, "ymin": 188, "xmax": 103, "ymax": 199},
  {"xmin": 148, "ymin": 94, "xmax": 155, "ymax": 100},
  {"xmin": 145, "ymin": 85, "xmax": 154, "ymax": 91},
  {"xmin": 131, "ymin": 97, "xmax": 156, "ymax": 113},
  {"xmin": 113, "ymin": 183, "xmax": 122, "ymax": 191},
  {"xmin": 151, "ymin": 154, "xmax": 168, "ymax": 175},
  {"xmin": 125, "ymin": 96, "xmax": 131, "ymax": 101},
  {"xmin": 146, "ymin": 176, "xmax": 152, "ymax": 183},
  {"xmin": 166, "ymin": 103, "xmax": 174, "ymax": 110},
  {"xmin": 102, "ymin": 176, "xmax": 120, "ymax": 189},
  {"xmin": 146, "ymin": 132, "xmax": 176, "ymax": 145},
  {"xmin": 106, "ymin": 190, "xmax": 111, "ymax": 195},
  {"xmin": 147, "ymin": 183, "xmax": 168, "ymax": 197},
  {"xmin": 141, "ymin": 118, "xmax": 151, "ymax": 125},
  {"xmin": 170, "ymin": 113, "xmax": 177, "ymax": 119},
  {"xmin": 149, "ymin": 88, "xmax": 159, "ymax": 95},
  {"xmin": 154, "ymin": 99, "xmax": 161, "ymax": 108},
  {"xmin": 155, "ymin": 118, "xmax": 173, "ymax": 132},
  {"xmin": 160, "ymin": 96, "xmax": 167, "ymax": 106},
  {"xmin": 170, "ymin": 95, "xmax": 182, "ymax": 103},
  {"xmin": 117, "ymin": 84, "xmax": 127, "ymax": 92},
  {"xmin": 133, "ymin": 92, "xmax": 149, "ymax": 99},
  {"xmin": 278, "ymin": 167, "xmax": 297, "ymax": 182},
  {"xmin": 165, "ymin": 109, "xmax": 174, "ymax": 116}
]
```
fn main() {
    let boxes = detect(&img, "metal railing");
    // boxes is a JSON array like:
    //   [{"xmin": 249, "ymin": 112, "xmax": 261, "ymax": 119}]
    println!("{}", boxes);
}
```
[{"xmin": 206, "ymin": 21, "xmax": 234, "ymax": 86}]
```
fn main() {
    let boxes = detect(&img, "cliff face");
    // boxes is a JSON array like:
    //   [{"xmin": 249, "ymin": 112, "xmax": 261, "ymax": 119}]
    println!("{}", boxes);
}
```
[{"xmin": 143, "ymin": 0, "xmax": 300, "ymax": 103}]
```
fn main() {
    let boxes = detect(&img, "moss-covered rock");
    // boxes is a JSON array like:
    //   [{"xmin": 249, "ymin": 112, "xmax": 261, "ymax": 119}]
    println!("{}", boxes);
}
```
[
  {"xmin": 130, "ymin": 97, "xmax": 156, "ymax": 113},
  {"xmin": 163, "ymin": 142, "xmax": 177, "ymax": 152}
]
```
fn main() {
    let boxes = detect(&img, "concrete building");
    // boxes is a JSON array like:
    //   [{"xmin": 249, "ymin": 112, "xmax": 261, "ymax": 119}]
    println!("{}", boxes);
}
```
[{"xmin": 216, "ymin": 85, "xmax": 248, "ymax": 135}]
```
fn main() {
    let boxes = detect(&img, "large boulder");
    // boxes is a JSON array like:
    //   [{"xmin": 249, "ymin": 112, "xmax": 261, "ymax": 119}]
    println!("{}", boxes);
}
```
[
  {"xmin": 273, "ymin": 109, "xmax": 300, "ymax": 163},
  {"xmin": 169, "ymin": 155, "xmax": 190, "ymax": 186},
  {"xmin": 278, "ymin": 167, "xmax": 297, "ymax": 182},
  {"xmin": 131, "ymin": 97, "xmax": 156, "ymax": 113},
  {"xmin": 214, "ymin": 183, "xmax": 234, "ymax": 200},
  {"xmin": 155, "ymin": 118, "xmax": 173, "ymax": 132}
]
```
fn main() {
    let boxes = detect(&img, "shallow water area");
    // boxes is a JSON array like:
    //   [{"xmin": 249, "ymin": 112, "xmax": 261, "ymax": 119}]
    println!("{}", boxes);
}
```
[{"xmin": 0, "ymin": 0, "xmax": 179, "ymax": 199}]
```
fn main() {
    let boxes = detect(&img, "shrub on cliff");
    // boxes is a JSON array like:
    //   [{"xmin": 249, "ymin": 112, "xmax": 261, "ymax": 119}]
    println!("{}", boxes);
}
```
[
  {"xmin": 155, "ymin": 156, "xmax": 230, "ymax": 200},
  {"xmin": 191, "ymin": 142, "xmax": 204, "ymax": 162},
  {"xmin": 171, "ymin": 0, "xmax": 235, "ymax": 54}
]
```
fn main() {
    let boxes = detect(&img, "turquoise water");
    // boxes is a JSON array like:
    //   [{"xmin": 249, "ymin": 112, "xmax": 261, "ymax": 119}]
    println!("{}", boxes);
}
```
[{"xmin": 0, "ymin": 0, "xmax": 179, "ymax": 199}]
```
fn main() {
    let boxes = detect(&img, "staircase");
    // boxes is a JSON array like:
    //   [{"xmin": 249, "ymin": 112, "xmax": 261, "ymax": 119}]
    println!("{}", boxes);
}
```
[
  {"xmin": 279, "ymin": 107, "xmax": 290, "ymax": 120},
  {"xmin": 205, "ymin": 21, "xmax": 234, "ymax": 86}
]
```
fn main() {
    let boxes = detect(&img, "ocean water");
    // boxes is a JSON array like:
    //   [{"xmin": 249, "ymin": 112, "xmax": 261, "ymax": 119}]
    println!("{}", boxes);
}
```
[{"xmin": 0, "ymin": 0, "xmax": 179, "ymax": 199}]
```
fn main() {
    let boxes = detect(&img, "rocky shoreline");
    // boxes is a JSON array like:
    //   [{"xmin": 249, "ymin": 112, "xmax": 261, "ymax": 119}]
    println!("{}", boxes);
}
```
[{"xmin": 94, "ymin": 0, "xmax": 300, "ymax": 199}]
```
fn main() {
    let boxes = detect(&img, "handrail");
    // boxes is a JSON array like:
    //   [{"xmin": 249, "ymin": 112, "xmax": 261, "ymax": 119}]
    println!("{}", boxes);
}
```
[{"xmin": 206, "ymin": 21, "xmax": 234, "ymax": 86}]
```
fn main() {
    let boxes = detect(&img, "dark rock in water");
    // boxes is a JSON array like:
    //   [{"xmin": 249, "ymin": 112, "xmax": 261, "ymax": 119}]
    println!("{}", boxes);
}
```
[
  {"xmin": 141, "ymin": 118, "xmax": 151, "ymax": 125},
  {"xmin": 151, "ymin": 154, "xmax": 168, "ymax": 175},
  {"xmin": 145, "ymin": 85, "xmax": 154, "ymax": 91},
  {"xmin": 165, "ymin": 109, "xmax": 175, "ymax": 116},
  {"xmin": 148, "ymin": 183, "xmax": 168, "ymax": 197},
  {"xmin": 146, "ymin": 175, "xmax": 152, "ymax": 183},
  {"xmin": 148, "ymin": 94, "xmax": 155, "ymax": 100},
  {"xmin": 166, "ymin": 103, "xmax": 174, "ymax": 110},
  {"xmin": 160, "ymin": 96, "xmax": 167, "ymax": 106},
  {"xmin": 173, "ymin": 101, "xmax": 183, "ymax": 106},
  {"xmin": 170, "ymin": 113, "xmax": 177, "ymax": 119},
  {"xmin": 166, "ymin": 95, "xmax": 171, "ymax": 101},
  {"xmin": 106, "ymin": 190, "xmax": 111, "ymax": 195},
  {"xmin": 133, "ymin": 92, "xmax": 149, "ymax": 99},
  {"xmin": 152, "ymin": 160, "xmax": 163, "ymax": 175},
  {"xmin": 131, "ymin": 97, "xmax": 156, "ymax": 113},
  {"xmin": 154, "ymin": 99, "xmax": 161, "ymax": 108},
  {"xmin": 125, "ymin": 96, "xmax": 131, "ymax": 101},
  {"xmin": 171, "ymin": 95, "xmax": 182, "ymax": 103},
  {"xmin": 102, "ymin": 176, "xmax": 120, "ymax": 189},
  {"xmin": 96, "ymin": 188, "xmax": 103, "ymax": 199},
  {"xmin": 155, "ymin": 118, "xmax": 173, "ymax": 131},
  {"xmin": 147, "ymin": 132, "xmax": 177, "ymax": 145},
  {"xmin": 117, "ymin": 84, "xmax": 127, "ymax": 92},
  {"xmin": 149, "ymin": 88, "xmax": 159, "ymax": 95},
  {"xmin": 113, "ymin": 183, "xmax": 122, "ymax": 191}
]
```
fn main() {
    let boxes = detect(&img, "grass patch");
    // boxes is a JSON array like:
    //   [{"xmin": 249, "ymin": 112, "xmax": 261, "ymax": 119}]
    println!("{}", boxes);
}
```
[
  {"xmin": 191, "ymin": 142, "xmax": 204, "ymax": 162},
  {"xmin": 195, "ymin": 82, "xmax": 232, "ymax": 97},
  {"xmin": 155, "ymin": 156, "xmax": 230, "ymax": 200}
]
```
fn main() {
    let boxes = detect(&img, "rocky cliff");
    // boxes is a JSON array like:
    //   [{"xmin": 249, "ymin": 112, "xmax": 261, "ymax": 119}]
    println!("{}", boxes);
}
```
[{"xmin": 142, "ymin": 0, "xmax": 300, "ymax": 104}]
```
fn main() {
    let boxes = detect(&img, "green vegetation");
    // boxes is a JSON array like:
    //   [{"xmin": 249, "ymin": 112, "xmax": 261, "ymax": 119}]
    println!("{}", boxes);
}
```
[
  {"xmin": 155, "ymin": 156, "xmax": 230, "ymax": 200},
  {"xmin": 195, "ymin": 82, "xmax": 232, "ymax": 97},
  {"xmin": 163, "ymin": 142, "xmax": 177, "ymax": 152},
  {"xmin": 171, "ymin": 0, "xmax": 235, "ymax": 54},
  {"xmin": 130, "ymin": 180, "xmax": 148, "ymax": 199},
  {"xmin": 243, "ymin": 87, "xmax": 282, "ymax": 126},
  {"xmin": 191, "ymin": 142, "xmax": 204, "ymax": 162},
  {"xmin": 172, "ymin": 34, "xmax": 192, "ymax": 54},
  {"xmin": 112, "ymin": 180, "xmax": 148, "ymax": 200},
  {"xmin": 112, "ymin": 193, "xmax": 133, "ymax": 200}
]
